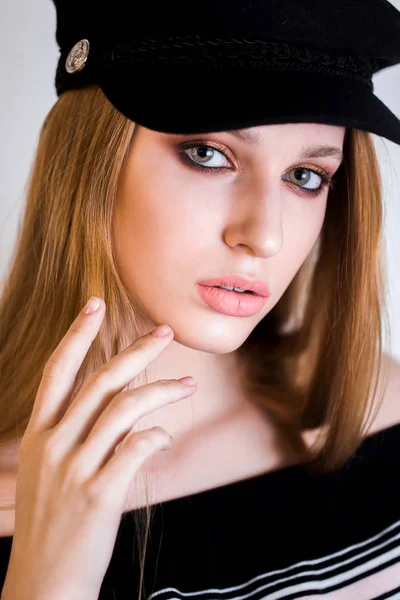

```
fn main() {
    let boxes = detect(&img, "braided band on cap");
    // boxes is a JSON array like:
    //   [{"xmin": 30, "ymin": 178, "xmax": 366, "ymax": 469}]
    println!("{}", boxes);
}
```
[{"xmin": 56, "ymin": 34, "xmax": 378, "ymax": 96}]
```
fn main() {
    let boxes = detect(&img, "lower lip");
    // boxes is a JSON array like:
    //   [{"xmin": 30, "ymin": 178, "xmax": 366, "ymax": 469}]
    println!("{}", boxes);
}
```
[{"xmin": 196, "ymin": 285, "xmax": 269, "ymax": 317}]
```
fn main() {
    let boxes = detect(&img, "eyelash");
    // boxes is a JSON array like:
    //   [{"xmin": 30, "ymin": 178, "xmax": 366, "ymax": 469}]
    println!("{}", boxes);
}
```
[{"xmin": 176, "ymin": 142, "xmax": 338, "ymax": 197}]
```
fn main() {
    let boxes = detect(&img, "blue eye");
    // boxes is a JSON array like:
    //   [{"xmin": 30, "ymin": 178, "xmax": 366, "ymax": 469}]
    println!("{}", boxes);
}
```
[
  {"xmin": 176, "ymin": 143, "xmax": 337, "ymax": 197},
  {"xmin": 183, "ymin": 145, "xmax": 231, "ymax": 169},
  {"xmin": 282, "ymin": 168, "xmax": 332, "ymax": 197}
]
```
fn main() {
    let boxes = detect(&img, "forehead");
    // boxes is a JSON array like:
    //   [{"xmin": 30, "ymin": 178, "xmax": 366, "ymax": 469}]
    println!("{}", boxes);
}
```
[{"xmin": 224, "ymin": 123, "xmax": 346, "ymax": 146}]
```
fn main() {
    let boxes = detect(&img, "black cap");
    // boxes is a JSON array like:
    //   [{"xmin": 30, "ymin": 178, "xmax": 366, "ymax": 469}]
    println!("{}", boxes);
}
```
[{"xmin": 52, "ymin": 0, "xmax": 400, "ymax": 145}]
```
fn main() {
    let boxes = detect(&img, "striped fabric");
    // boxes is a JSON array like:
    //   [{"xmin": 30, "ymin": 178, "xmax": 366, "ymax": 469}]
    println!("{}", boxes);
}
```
[{"xmin": 0, "ymin": 422, "xmax": 399, "ymax": 599}]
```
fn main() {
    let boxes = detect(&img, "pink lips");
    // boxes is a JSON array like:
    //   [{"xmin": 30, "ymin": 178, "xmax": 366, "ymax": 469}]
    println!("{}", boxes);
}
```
[
  {"xmin": 197, "ymin": 276, "xmax": 270, "ymax": 298},
  {"xmin": 196, "ymin": 284, "xmax": 269, "ymax": 317}
]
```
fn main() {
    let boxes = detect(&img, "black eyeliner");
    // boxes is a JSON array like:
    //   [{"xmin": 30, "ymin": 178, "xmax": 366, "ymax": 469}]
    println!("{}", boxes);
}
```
[{"xmin": 175, "ymin": 142, "xmax": 337, "ymax": 196}]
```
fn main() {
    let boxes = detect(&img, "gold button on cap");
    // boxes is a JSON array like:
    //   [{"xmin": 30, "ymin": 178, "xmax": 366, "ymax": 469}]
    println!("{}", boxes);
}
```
[{"xmin": 65, "ymin": 39, "xmax": 90, "ymax": 74}]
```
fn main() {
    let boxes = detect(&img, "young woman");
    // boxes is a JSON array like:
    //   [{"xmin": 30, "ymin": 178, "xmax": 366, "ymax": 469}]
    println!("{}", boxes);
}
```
[{"xmin": 0, "ymin": 1, "xmax": 400, "ymax": 599}]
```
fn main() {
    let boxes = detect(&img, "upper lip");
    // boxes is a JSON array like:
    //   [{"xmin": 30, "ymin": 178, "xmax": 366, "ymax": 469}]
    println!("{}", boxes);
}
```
[{"xmin": 197, "ymin": 275, "xmax": 270, "ymax": 298}]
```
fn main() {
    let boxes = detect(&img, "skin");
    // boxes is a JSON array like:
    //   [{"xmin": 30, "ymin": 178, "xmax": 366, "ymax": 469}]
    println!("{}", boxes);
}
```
[{"xmin": 112, "ymin": 122, "xmax": 346, "ymax": 505}]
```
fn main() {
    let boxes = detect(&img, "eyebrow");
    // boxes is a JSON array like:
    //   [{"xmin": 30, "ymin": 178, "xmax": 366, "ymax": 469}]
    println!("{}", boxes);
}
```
[{"xmin": 225, "ymin": 129, "xmax": 344, "ymax": 163}]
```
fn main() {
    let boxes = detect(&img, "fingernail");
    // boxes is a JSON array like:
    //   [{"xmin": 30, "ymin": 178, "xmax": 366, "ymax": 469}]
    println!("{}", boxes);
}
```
[
  {"xmin": 83, "ymin": 296, "xmax": 101, "ymax": 315},
  {"xmin": 178, "ymin": 376, "xmax": 197, "ymax": 386},
  {"xmin": 152, "ymin": 324, "xmax": 172, "ymax": 337}
]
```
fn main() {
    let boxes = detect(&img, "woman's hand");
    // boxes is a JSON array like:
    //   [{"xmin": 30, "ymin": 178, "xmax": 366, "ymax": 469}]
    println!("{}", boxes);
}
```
[{"xmin": 1, "ymin": 297, "xmax": 197, "ymax": 600}]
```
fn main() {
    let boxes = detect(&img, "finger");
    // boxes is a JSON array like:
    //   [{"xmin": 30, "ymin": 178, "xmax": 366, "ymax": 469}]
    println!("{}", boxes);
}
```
[
  {"xmin": 53, "ymin": 323, "xmax": 174, "ymax": 448},
  {"xmin": 88, "ymin": 426, "xmax": 173, "ymax": 509},
  {"xmin": 26, "ymin": 297, "xmax": 107, "ymax": 435},
  {"xmin": 73, "ymin": 379, "xmax": 197, "ymax": 478}
]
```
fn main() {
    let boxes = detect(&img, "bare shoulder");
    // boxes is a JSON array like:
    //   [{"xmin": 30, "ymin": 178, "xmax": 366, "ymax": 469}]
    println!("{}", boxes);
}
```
[
  {"xmin": 366, "ymin": 351, "xmax": 400, "ymax": 436},
  {"xmin": 301, "ymin": 351, "xmax": 400, "ymax": 449}
]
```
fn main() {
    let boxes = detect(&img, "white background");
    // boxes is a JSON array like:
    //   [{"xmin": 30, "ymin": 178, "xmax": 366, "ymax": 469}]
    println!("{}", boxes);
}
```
[{"xmin": 1, "ymin": 0, "xmax": 399, "ymax": 359}]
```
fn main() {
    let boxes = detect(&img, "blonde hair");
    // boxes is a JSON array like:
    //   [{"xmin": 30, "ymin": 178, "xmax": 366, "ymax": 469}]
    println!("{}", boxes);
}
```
[{"xmin": 0, "ymin": 84, "xmax": 391, "ymax": 600}]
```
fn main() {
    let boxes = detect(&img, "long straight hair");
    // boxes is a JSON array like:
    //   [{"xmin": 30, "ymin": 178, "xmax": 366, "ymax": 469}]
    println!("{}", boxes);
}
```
[{"xmin": 0, "ymin": 85, "xmax": 391, "ymax": 600}]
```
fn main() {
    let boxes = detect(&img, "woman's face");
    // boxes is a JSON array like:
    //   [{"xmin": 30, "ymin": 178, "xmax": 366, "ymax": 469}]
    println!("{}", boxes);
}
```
[{"xmin": 113, "ymin": 122, "xmax": 345, "ymax": 353}]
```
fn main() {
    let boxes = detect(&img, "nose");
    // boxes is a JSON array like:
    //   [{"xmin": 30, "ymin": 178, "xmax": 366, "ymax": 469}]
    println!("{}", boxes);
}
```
[{"xmin": 224, "ymin": 180, "xmax": 283, "ymax": 258}]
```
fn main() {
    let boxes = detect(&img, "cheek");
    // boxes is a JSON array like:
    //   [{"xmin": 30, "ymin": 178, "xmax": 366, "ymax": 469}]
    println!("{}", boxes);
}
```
[
  {"xmin": 273, "ymin": 204, "xmax": 326, "ymax": 280},
  {"xmin": 113, "ymin": 173, "xmax": 208, "ymax": 292},
  {"xmin": 286, "ymin": 193, "xmax": 327, "ymax": 243}
]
